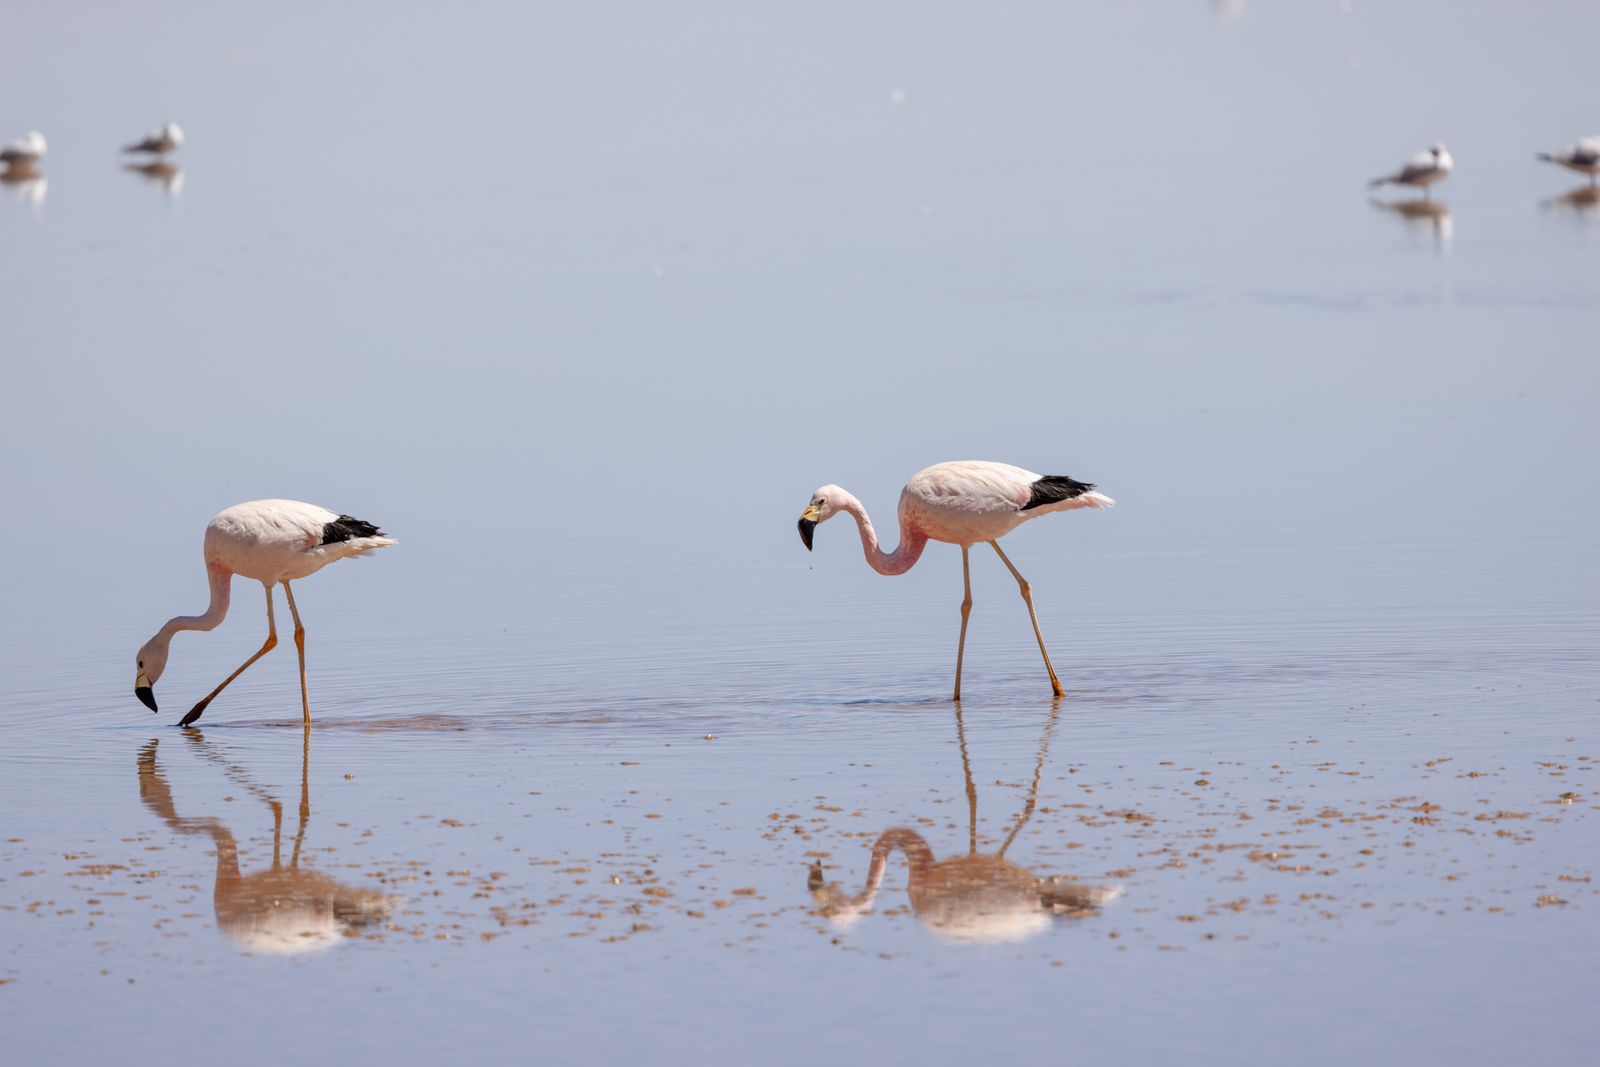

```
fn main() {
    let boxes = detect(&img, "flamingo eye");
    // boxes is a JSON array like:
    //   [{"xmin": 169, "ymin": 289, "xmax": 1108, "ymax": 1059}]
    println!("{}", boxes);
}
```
[{"xmin": 138, "ymin": 660, "xmax": 144, "ymax": 668}]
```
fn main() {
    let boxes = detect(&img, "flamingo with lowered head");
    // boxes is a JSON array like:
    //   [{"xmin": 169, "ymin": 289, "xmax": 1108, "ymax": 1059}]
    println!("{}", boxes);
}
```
[
  {"xmin": 135, "ymin": 500, "xmax": 395, "ymax": 727},
  {"xmin": 798, "ymin": 461, "xmax": 1113, "ymax": 699}
]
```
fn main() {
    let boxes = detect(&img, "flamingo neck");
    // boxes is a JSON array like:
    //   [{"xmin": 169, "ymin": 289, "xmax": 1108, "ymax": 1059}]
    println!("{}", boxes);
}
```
[
  {"xmin": 844, "ymin": 829, "xmax": 936, "ymax": 912},
  {"xmin": 838, "ymin": 492, "xmax": 927, "ymax": 576},
  {"xmin": 157, "ymin": 562, "xmax": 233, "ymax": 643}
]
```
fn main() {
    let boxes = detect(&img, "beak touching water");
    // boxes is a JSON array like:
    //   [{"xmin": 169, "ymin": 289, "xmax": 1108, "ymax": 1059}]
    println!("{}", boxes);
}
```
[
  {"xmin": 798, "ymin": 504, "xmax": 820, "ymax": 551},
  {"xmin": 135, "ymin": 672, "xmax": 157, "ymax": 713}
]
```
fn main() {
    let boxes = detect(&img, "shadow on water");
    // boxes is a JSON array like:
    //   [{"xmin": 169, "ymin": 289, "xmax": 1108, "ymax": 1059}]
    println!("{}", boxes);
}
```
[
  {"xmin": 123, "ymin": 160, "xmax": 184, "ymax": 198},
  {"xmin": 1371, "ymin": 197, "xmax": 1453, "ymax": 250},
  {"xmin": 137, "ymin": 727, "xmax": 394, "ymax": 954},
  {"xmin": 1542, "ymin": 184, "xmax": 1600, "ymax": 222},
  {"xmin": 2, "ymin": 161, "xmax": 46, "ymax": 209},
  {"xmin": 807, "ymin": 701, "xmax": 1121, "ymax": 943}
]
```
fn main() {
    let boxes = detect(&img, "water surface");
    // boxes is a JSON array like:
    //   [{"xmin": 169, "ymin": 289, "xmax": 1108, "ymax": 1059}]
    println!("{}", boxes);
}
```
[{"xmin": 2, "ymin": 2, "xmax": 1598, "ymax": 1063}]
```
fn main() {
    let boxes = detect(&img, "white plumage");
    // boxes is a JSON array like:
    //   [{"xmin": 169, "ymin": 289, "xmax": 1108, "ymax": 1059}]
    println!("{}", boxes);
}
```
[
  {"xmin": 124, "ymin": 122, "xmax": 184, "ymax": 155},
  {"xmin": 1538, "ymin": 136, "xmax": 1600, "ymax": 184},
  {"xmin": 1370, "ymin": 143, "xmax": 1453, "ymax": 196},
  {"xmin": 0, "ymin": 131, "xmax": 46, "ymax": 167}
]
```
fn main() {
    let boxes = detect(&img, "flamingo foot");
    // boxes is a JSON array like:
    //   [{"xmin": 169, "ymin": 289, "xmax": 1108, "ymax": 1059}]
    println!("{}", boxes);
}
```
[{"xmin": 179, "ymin": 699, "xmax": 211, "ymax": 728}]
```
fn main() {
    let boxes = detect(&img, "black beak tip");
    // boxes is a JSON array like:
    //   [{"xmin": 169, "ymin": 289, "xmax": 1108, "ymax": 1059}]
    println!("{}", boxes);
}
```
[
  {"xmin": 135, "ymin": 685, "xmax": 157, "ymax": 713},
  {"xmin": 798, "ymin": 517, "xmax": 816, "ymax": 551}
]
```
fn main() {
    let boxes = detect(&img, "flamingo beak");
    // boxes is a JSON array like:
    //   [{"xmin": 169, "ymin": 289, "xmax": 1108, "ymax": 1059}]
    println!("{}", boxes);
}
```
[
  {"xmin": 798, "ymin": 505, "xmax": 820, "ymax": 551},
  {"xmin": 135, "ymin": 672, "xmax": 157, "ymax": 712}
]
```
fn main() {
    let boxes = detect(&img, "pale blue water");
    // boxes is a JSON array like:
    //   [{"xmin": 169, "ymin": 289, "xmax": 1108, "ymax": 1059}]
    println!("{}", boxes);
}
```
[{"xmin": 2, "ymin": 2, "xmax": 1598, "ymax": 1064}]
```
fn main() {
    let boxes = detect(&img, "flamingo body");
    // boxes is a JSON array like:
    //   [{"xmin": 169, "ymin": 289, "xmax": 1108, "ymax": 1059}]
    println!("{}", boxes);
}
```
[
  {"xmin": 799, "ymin": 461, "xmax": 1112, "ymax": 697},
  {"xmin": 206, "ymin": 500, "xmax": 392, "ymax": 583},
  {"xmin": 135, "ymin": 500, "xmax": 394, "ymax": 725},
  {"xmin": 900, "ymin": 461, "xmax": 1110, "ymax": 546}
]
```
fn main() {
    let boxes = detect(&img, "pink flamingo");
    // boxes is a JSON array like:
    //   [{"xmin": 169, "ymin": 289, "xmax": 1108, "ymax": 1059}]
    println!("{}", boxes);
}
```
[
  {"xmin": 798, "ymin": 461, "xmax": 1113, "ymax": 699},
  {"xmin": 134, "ymin": 500, "xmax": 395, "ymax": 727}
]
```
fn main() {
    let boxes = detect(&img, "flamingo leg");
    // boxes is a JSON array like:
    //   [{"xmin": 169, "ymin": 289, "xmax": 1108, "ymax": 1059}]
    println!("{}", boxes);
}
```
[
  {"xmin": 989, "ymin": 541, "xmax": 1065, "ymax": 698},
  {"xmin": 954, "ymin": 545, "xmax": 973, "ymax": 701},
  {"xmin": 281, "ymin": 580, "xmax": 310, "ymax": 725},
  {"xmin": 180, "ymin": 583, "xmax": 278, "ymax": 727}
]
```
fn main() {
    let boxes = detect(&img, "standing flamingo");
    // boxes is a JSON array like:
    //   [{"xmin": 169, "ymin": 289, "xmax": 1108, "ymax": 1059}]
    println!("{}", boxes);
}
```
[
  {"xmin": 797, "ymin": 461, "xmax": 1113, "ymax": 699},
  {"xmin": 134, "ymin": 500, "xmax": 395, "ymax": 726}
]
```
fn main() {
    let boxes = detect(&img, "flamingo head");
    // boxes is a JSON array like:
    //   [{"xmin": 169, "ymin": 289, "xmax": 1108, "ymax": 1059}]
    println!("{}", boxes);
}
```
[
  {"xmin": 797, "ymin": 485, "xmax": 845, "ymax": 551},
  {"xmin": 134, "ymin": 636, "xmax": 170, "ymax": 712}
]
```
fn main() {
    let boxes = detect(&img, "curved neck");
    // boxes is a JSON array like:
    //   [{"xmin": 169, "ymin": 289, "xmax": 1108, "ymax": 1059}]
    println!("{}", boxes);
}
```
[
  {"xmin": 157, "ymin": 562, "xmax": 232, "ymax": 643},
  {"xmin": 838, "ymin": 491, "xmax": 927, "ymax": 576},
  {"xmin": 849, "ymin": 828, "xmax": 937, "ymax": 911}
]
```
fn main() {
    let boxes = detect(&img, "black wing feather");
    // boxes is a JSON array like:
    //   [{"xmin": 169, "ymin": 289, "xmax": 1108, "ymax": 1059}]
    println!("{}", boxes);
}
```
[
  {"xmin": 320, "ymin": 515, "xmax": 383, "ymax": 545},
  {"xmin": 1022, "ymin": 475, "xmax": 1095, "ymax": 511}
]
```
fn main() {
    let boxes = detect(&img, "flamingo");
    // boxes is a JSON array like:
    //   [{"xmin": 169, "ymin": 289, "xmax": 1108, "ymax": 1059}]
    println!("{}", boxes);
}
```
[
  {"xmin": 797, "ymin": 461, "xmax": 1113, "ymax": 699},
  {"xmin": 134, "ymin": 500, "xmax": 395, "ymax": 727},
  {"xmin": 1537, "ymin": 136, "xmax": 1600, "ymax": 186},
  {"xmin": 1369, "ymin": 143, "xmax": 1453, "ymax": 198},
  {"xmin": 123, "ymin": 122, "xmax": 184, "ymax": 156}
]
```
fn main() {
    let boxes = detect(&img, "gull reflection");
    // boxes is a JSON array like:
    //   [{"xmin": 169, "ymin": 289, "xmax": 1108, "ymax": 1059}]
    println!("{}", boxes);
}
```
[
  {"xmin": 809, "ymin": 705, "xmax": 1120, "ymax": 943},
  {"xmin": 1543, "ymin": 184, "xmax": 1600, "ymax": 224},
  {"xmin": 124, "ymin": 160, "xmax": 184, "ymax": 199},
  {"xmin": 1372, "ymin": 197, "xmax": 1453, "ymax": 250},
  {"xmin": 1, "ymin": 162, "xmax": 46, "ymax": 211},
  {"xmin": 137, "ymin": 728, "xmax": 393, "ymax": 954}
]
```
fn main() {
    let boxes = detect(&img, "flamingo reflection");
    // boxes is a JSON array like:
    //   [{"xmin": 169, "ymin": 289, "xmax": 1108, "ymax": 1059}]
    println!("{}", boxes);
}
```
[
  {"xmin": 809, "ymin": 705, "xmax": 1120, "ymax": 943},
  {"xmin": 137, "ymin": 728, "xmax": 393, "ymax": 954}
]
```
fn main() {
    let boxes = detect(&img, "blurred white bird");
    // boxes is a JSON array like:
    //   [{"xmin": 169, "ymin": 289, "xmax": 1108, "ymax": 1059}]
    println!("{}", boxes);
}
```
[
  {"xmin": 1537, "ymin": 136, "xmax": 1600, "ymax": 185},
  {"xmin": 0, "ymin": 131, "xmax": 47, "ymax": 167},
  {"xmin": 124, "ymin": 121, "xmax": 184, "ymax": 155},
  {"xmin": 1369, "ymin": 143, "xmax": 1452, "ymax": 197}
]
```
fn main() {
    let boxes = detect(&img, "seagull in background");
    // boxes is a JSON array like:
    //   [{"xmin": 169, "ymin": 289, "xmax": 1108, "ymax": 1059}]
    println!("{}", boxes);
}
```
[
  {"xmin": 124, "ymin": 122, "xmax": 184, "ymax": 156},
  {"xmin": 1370, "ymin": 143, "xmax": 1452, "ymax": 198},
  {"xmin": 0, "ymin": 131, "xmax": 47, "ymax": 168},
  {"xmin": 1537, "ymin": 136, "xmax": 1600, "ymax": 186},
  {"xmin": 797, "ymin": 461, "xmax": 1113, "ymax": 700},
  {"xmin": 135, "ymin": 500, "xmax": 395, "ymax": 727}
]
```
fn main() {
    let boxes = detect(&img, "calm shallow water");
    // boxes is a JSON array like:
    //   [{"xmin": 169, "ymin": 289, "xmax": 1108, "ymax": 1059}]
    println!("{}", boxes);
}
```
[{"xmin": 3, "ymin": 2, "xmax": 1599, "ymax": 1064}]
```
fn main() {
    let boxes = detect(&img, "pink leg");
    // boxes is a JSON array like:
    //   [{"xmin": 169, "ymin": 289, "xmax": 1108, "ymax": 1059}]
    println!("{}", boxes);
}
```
[
  {"xmin": 181, "ymin": 582, "xmax": 278, "ymax": 727},
  {"xmin": 990, "ymin": 541, "xmax": 1065, "ymax": 698},
  {"xmin": 954, "ymin": 545, "xmax": 973, "ymax": 701},
  {"xmin": 281, "ymin": 580, "xmax": 310, "ymax": 725}
]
